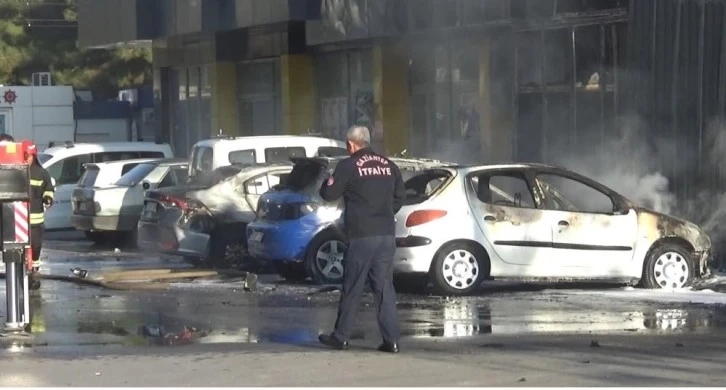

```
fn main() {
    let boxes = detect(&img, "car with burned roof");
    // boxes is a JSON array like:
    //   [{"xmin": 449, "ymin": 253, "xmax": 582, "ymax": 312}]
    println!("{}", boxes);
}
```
[
  {"xmin": 390, "ymin": 163, "xmax": 712, "ymax": 295},
  {"xmin": 137, "ymin": 163, "xmax": 293, "ymax": 268},
  {"xmin": 245, "ymin": 156, "xmax": 452, "ymax": 284}
]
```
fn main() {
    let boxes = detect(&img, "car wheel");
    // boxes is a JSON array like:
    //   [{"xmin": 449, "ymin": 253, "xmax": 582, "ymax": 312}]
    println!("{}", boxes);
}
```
[
  {"xmin": 275, "ymin": 263, "xmax": 308, "ymax": 282},
  {"xmin": 305, "ymin": 230, "xmax": 347, "ymax": 285},
  {"xmin": 393, "ymin": 274, "xmax": 429, "ymax": 294},
  {"xmin": 431, "ymin": 242, "xmax": 488, "ymax": 296},
  {"xmin": 209, "ymin": 228, "xmax": 249, "ymax": 270},
  {"xmin": 640, "ymin": 244, "xmax": 694, "ymax": 289}
]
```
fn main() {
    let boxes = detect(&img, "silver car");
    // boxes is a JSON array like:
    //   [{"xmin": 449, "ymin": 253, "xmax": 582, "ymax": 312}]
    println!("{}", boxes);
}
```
[
  {"xmin": 137, "ymin": 163, "xmax": 293, "ymax": 268},
  {"xmin": 393, "ymin": 163, "xmax": 712, "ymax": 296}
]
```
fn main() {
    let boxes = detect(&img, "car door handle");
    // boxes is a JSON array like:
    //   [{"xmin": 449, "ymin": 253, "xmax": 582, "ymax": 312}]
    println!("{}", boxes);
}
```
[
  {"xmin": 558, "ymin": 220, "xmax": 569, "ymax": 227},
  {"xmin": 484, "ymin": 215, "xmax": 496, "ymax": 222}
]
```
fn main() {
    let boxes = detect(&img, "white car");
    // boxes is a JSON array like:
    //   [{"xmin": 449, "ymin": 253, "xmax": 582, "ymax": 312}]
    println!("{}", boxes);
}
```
[
  {"xmin": 188, "ymin": 135, "xmax": 346, "ymax": 184},
  {"xmin": 39, "ymin": 141, "xmax": 174, "ymax": 231},
  {"xmin": 71, "ymin": 158, "xmax": 189, "ymax": 245},
  {"xmin": 393, "ymin": 164, "xmax": 712, "ymax": 295}
]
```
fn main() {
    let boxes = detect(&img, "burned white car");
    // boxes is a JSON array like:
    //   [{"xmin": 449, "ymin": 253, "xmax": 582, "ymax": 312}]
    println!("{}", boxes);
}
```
[
  {"xmin": 392, "ymin": 163, "xmax": 712, "ymax": 295},
  {"xmin": 137, "ymin": 163, "xmax": 293, "ymax": 268}
]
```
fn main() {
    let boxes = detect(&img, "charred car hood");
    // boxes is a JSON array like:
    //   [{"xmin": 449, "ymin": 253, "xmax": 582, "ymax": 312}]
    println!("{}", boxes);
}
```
[{"xmin": 635, "ymin": 207, "xmax": 711, "ymax": 251}]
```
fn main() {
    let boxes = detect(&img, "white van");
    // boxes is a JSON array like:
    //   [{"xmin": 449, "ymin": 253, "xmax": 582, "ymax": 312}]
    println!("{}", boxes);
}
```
[
  {"xmin": 39, "ymin": 141, "xmax": 174, "ymax": 231},
  {"xmin": 188, "ymin": 135, "xmax": 346, "ymax": 183}
]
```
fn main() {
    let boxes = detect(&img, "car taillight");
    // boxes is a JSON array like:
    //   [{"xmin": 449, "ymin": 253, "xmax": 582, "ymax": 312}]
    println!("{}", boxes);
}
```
[
  {"xmin": 159, "ymin": 195, "xmax": 189, "ymax": 210},
  {"xmin": 405, "ymin": 210, "xmax": 447, "ymax": 227}
]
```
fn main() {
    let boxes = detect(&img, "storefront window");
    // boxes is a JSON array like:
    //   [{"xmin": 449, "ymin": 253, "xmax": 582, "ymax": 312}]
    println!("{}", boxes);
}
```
[
  {"xmin": 410, "ymin": 42, "xmax": 481, "ymax": 163},
  {"xmin": 315, "ymin": 50, "xmax": 374, "ymax": 144},
  {"xmin": 237, "ymin": 60, "xmax": 281, "ymax": 136}
]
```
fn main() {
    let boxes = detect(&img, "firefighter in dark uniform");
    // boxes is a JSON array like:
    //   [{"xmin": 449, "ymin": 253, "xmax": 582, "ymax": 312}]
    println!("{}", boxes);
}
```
[
  {"xmin": 317, "ymin": 125, "xmax": 406, "ymax": 353},
  {"xmin": 22, "ymin": 140, "xmax": 54, "ymax": 290}
]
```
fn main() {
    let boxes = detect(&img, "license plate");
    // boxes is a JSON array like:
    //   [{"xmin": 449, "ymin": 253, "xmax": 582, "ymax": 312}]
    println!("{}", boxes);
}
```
[
  {"xmin": 250, "ymin": 231, "xmax": 264, "ymax": 242},
  {"xmin": 144, "ymin": 202, "xmax": 157, "ymax": 213}
]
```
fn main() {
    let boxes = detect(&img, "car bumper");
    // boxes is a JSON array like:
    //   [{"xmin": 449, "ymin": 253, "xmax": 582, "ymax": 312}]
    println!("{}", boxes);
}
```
[
  {"xmin": 247, "ymin": 219, "xmax": 317, "ymax": 263},
  {"xmin": 137, "ymin": 213, "xmax": 211, "ymax": 259},
  {"xmin": 393, "ymin": 235, "xmax": 437, "ymax": 274},
  {"xmin": 71, "ymin": 214, "xmax": 139, "ymax": 232}
]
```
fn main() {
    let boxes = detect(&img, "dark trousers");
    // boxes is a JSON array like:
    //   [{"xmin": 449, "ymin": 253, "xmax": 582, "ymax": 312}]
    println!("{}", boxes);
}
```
[
  {"xmin": 31, "ymin": 223, "xmax": 43, "ymax": 265},
  {"xmin": 332, "ymin": 235, "xmax": 400, "ymax": 344}
]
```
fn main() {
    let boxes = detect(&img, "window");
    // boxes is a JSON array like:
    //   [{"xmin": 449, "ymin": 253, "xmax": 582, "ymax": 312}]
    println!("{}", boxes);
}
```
[
  {"xmin": 317, "ymin": 146, "xmax": 348, "ymax": 157},
  {"xmin": 471, "ymin": 173, "xmax": 536, "ymax": 208},
  {"xmin": 245, "ymin": 174, "xmax": 271, "ymax": 195},
  {"xmin": 157, "ymin": 170, "xmax": 176, "ymax": 189},
  {"xmin": 264, "ymin": 147, "xmax": 306, "ymax": 163},
  {"xmin": 94, "ymin": 151, "xmax": 137, "ymax": 162},
  {"xmin": 172, "ymin": 167, "xmax": 189, "ymax": 185},
  {"xmin": 37, "ymin": 153, "xmax": 52, "ymax": 165},
  {"xmin": 116, "ymin": 163, "xmax": 156, "ymax": 187},
  {"xmin": 229, "ymin": 149, "xmax": 256, "ymax": 165},
  {"xmin": 404, "ymin": 170, "xmax": 452, "ymax": 205},
  {"xmin": 47, "ymin": 154, "xmax": 92, "ymax": 185},
  {"xmin": 139, "ymin": 151, "xmax": 166, "ymax": 158},
  {"xmin": 78, "ymin": 166, "xmax": 100, "ymax": 188},
  {"xmin": 192, "ymin": 147, "xmax": 214, "ymax": 175},
  {"xmin": 536, "ymin": 173, "xmax": 614, "ymax": 214}
]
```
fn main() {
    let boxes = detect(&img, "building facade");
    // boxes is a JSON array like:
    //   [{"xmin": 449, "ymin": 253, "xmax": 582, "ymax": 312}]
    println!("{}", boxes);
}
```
[{"xmin": 78, "ymin": 0, "xmax": 628, "ymax": 161}]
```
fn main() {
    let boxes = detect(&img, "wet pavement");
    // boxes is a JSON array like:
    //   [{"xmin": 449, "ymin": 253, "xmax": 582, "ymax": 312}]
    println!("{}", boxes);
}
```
[{"xmin": 2, "ymin": 232, "xmax": 726, "ymax": 385}]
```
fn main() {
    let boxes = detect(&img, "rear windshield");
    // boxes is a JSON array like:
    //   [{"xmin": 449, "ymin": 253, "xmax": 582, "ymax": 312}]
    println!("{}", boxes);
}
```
[
  {"xmin": 116, "ymin": 163, "xmax": 157, "ymax": 187},
  {"xmin": 38, "ymin": 153, "xmax": 52, "ymax": 165},
  {"xmin": 265, "ymin": 147, "xmax": 306, "ymax": 163},
  {"xmin": 283, "ymin": 160, "xmax": 328, "ymax": 192},
  {"xmin": 317, "ymin": 147, "xmax": 348, "ymax": 157},
  {"xmin": 229, "ymin": 149, "xmax": 256, "ymax": 165},
  {"xmin": 404, "ymin": 170, "xmax": 453, "ymax": 205},
  {"xmin": 78, "ymin": 166, "xmax": 100, "ymax": 187}
]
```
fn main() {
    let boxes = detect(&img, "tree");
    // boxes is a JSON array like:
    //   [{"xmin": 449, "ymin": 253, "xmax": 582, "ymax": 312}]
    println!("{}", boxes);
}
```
[{"xmin": 0, "ymin": 0, "xmax": 151, "ymax": 99}]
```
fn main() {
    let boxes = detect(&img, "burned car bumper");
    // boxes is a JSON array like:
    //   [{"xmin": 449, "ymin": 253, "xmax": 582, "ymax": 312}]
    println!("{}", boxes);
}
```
[
  {"xmin": 137, "ymin": 208, "xmax": 211, "ymax": 259},
  {"xmin": 247, "ymin": 219, "xmax": 320, "ymax": 263}
]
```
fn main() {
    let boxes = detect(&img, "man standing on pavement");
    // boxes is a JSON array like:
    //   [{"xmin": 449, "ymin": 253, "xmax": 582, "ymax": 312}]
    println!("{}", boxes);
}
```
[{"xmin": 317, "ymin": 125, "xmax": 406, "ymax": 353}]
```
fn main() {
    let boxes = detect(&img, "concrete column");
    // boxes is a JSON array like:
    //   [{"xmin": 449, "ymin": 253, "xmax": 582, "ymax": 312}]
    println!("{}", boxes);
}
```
[
  {"xmin": 373, "ymin": 43, "xmax": 411, "ymax": 155},
  {"xmin": 210, "ymin": 62, "xmax": 239, "ymax": 136},
  {"xmin": 280, "ymin": 54, "xmax": 316, "ymax": 135}
]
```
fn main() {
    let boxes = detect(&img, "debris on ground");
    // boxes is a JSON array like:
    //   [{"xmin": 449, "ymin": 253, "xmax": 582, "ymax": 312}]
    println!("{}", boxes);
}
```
[
  {"xmin": 138, "ymin": 324, "xmax": 209, "ymax": 346},
  {"xmin": 244, "ymin": 273, "xmax": 257, "ymax": 291},
  {"xmin": 518, "ymin": 377, "xmax": 527, "ymax": 383},
  {"xmin": 308, "ymin": 285, "xmax": 341, "ymax": 295},
  {"xmin": 590, "ymin": 340, "xmax": 601, "ymax": 348},
  {"xmin": 71, "ymin": 268, "xmax": 88, "ymax": 278},
  {"xmin": 675, "ymin": 342, "xmax": 685, "ymax": 347}
]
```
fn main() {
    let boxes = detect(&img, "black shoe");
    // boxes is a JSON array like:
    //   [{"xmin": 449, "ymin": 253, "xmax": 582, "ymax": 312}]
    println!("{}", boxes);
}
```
[
  {"xmin": 318, "ymin": 333, "xmax": 349, "ymax": 350},
  {"xmin": 377, "ymin": 342, "xmax": 399, "ymax": 353}
]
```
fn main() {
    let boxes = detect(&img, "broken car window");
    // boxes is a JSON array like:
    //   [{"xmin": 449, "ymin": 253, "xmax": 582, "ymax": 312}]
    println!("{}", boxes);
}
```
[
  {"xmin": 245, "ymin": 174, "xmax": 271, "ymax": 195},
  {"xmin": 536, "ymin": 173, "xmax": 614, "ymax": 214},
  {"xmin": 470, "ymin": 174, "xmax": 536, "ymax": 208},
  {"xmin": 404, "ymin": 170, "xmax": 452, "ymax": 205}
]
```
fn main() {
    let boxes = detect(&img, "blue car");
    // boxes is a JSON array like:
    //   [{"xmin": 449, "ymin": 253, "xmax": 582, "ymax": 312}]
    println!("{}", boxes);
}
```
[{"xmin": 246, "ymin": 156, "xmax": 448, "ymax": 284}]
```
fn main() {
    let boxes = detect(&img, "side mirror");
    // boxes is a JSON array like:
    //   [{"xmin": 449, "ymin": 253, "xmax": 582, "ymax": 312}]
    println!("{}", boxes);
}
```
[{"xmin": 142, "ymin": 181, "xmax": 151, "ymax": 190}]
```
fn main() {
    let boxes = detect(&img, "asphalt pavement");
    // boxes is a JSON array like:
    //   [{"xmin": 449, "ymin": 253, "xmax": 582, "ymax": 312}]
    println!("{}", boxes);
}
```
[{"xmin": 0, "ymin": 231, "xmax": 725, "ymax": 386}]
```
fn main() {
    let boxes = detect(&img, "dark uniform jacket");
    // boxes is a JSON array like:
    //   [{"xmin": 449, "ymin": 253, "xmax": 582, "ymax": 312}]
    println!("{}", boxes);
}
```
[
  {"xmin": 30, "ymin": 161, "xmax": 54, "ymax": 226},
  {"xmin": 320, "ymin": 147, "xmax": 406, "ymax": 239}
]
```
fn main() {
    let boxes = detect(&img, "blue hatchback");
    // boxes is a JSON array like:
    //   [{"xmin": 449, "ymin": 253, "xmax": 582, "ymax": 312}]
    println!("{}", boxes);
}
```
[
  {"xmin": 247, "ymin": 156, "xmax": 448, "ymax": 284},
  {"xmin": 247, "ymin": 157, "xmax": 348, "ymax": 284}
]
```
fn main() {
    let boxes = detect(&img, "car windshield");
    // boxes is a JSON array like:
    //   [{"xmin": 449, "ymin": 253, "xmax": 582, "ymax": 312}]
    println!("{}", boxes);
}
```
[
  {"xmin": 38, "ymin": 153, "xmax": 52, "ymax": 165},
  {"xmin": 115, "ymin": 163, "xmax": 157, "ymax": 187}
]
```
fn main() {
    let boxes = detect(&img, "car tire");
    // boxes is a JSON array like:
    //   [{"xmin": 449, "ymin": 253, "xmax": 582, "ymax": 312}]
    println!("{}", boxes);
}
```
[
  {"xmin": 275, "ymin": 263, "xmax": 308, "ymax": 282},
  {"xmin": 305, "ymin": 230, "xmax": 347, "ymax": 285},
  {"xmin": 640, "ymin": 244, "xmax": 694, "ymax": 289},
  {"xmin": 393, "ymin": 274, "xmax": 429, "ymax": 294},
  {"xmin": 431, "ymin": 242, "xmax": 488, "ymax": 296},
  {"xmin": 209, "ymin": 226, "xmax": 250, "ymax": 270}
]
